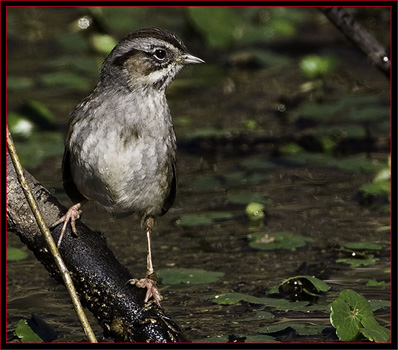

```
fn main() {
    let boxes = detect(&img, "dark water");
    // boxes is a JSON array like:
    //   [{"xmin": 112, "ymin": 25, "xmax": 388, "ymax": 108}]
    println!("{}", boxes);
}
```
[{"xmin": 7, "ymin": 7, "xmax": 390, "ymax": 343}]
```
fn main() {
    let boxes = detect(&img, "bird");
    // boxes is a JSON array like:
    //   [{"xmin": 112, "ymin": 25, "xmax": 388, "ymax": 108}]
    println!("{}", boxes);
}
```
[{"xmin": 51, "ymin": 28, "xmax": 204, "ymax": 306}]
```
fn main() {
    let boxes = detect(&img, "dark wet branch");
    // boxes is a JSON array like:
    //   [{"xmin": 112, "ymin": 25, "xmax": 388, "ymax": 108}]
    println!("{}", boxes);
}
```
[
  {"xmin": 318, "ymin": 7, "xmax": 390, "ymax": 78},
  {"xmin": 6, "ymin": 150, "xmax": 189, "ymax": 343}
]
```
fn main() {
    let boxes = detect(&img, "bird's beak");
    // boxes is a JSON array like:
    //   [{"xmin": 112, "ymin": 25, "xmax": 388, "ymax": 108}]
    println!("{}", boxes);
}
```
[{"xmin": 181, "ymin": 53, "xmax": 205, "ymax": 65}]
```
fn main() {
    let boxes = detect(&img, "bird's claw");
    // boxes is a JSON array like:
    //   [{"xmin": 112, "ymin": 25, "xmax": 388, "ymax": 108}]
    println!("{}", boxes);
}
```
[
  {"xmin": 128, "ymin": 275, "xmax": 163, "ymax": 306},
  {"xmin": 51, "ymin": 203, "xmax": 82, "ymax": 247}
]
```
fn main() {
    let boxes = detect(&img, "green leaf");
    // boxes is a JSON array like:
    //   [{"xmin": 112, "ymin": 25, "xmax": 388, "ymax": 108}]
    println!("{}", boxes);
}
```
[
  {"xmin": 336, "ymin": 257, "xmax": 379, "ymax": 267},
  {"xmin": 157, "ymin": 268, "xmax": 224, "ymax": 285},
  {"xmin": 366, "ymin": 280, "xmax": 390, "ymax": 287},
  {"xmin": 344, "ymin": 242, "xmax": 383, "ymax": 250},
  {"xmin": 7, "ymin": 247, "xmax": 28, "ymax": 261},
  {"xmin": 359, "ymin": 315, "xmax": 390, "ymax": 342},
  {"xmin": 330, "ymin": 289, "xmax": 389, "ymax": 342},
  {"xmin": 211, "ymin": 292, "xmax": 269, "ymax": 305},
  {"xmin": 360, "ymin": 326, "xmax": 390, "ymax": 343},
  {"xmin": 279, "ymin": 275, "xmax": 330, "ymax": 293},
  {"xmin": 300, "ymin": 55, "xmax": 338, "ymax": 78},
  {"xmin": 15, "ymin": 320, "xmax": 43, "ymax": 342},
  {"xmin": 248, "ymin": 231, "xmax": 314, "ymax": 251},
  {"xmin": 258, "ymin": 321, "xmax": 326, "ymax": 336},
  {"xmin": 369, "ymin": 299, "xmax": 390, "ymax": 311},
  {"xmin": 245, "ymin": 202, "xmax": 265, "ymax": 220},
  {"xmin": 176, "ymin": 214, "xmax": 213, "ymax": 227}
]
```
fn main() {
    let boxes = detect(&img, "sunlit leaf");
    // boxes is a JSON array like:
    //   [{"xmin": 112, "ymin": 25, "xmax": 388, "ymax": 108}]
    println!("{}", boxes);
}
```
[
  {"xmin": 15, "ymin": 320, "xmax": 43, "ymax": 343},
  {"xmin": 7, "ymin": 247, "xmax": 28, "ymax": 261}
]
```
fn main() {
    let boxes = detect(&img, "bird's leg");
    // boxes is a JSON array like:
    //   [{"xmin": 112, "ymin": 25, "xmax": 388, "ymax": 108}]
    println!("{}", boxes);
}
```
[
  {"xmin": 51, "ymin": 201, "xmax": 86, "ymax": 247},
  {"xmin": 128, "ymin": 216, "xmax": 163, "ymax": 306},
  {"xmin": 145, "ymin": 216, "xmax": 155, "ymax": 276}
]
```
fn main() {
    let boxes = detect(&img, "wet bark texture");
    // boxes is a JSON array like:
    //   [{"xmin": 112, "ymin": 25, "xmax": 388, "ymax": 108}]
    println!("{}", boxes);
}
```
[{"xmin": 6, "ymin": 150, "xmax": 188, "ymax": 343}]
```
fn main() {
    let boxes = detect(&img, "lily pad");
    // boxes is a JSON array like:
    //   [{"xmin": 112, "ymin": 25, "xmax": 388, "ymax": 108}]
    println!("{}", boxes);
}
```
[
  {"xmin": 344, "ymin": 242, "xmax": 383, "ymax": 250},
  {"xmin": 211, "ymin": 293, "xmax": 310, "ymax": 310},
  {"xmin": 369, "ymin": 299, "xmax": 390, "ymax": 311},
  {"xmin": 212, "ymin": 292, "xmax": 269, "ymax": 305},
  {"xmin": 336, "ymin": 257, "xmax": 379, "ymax": 267},
  {"xmin": 248, "ymin": 231, "xmax": 314, "ymax": 251},
  {"xmin": 15, "ymin": 320, "xmax": 43, "ymax": 342},
  {"xmin": 366, "ymin": 280, "xmax": 390, "ymax": 287},
  {"xmin": 300, "ymin": 55, "xmax": 338, "ymax": 78},
  {"xmin": 157, "ymin": 268, "xmax": 224, "ymax": 285},
  {"xmin": 245, "ymin": 202, "xmax": 265, "ymax": 220},
  {"xmin": 176, "ymin": 214, "xmax": 213, "ymax": 227},
  {"xmin": 7, "ymin": 247, "xmax": 28, "ymax": 261},
  {"xmin": 330, "ymin": 289, "xmax": 390, "ymax": 342},
  {"xmin": 258, "ymin": 321, "xmax": 327, "ymax": 336}
]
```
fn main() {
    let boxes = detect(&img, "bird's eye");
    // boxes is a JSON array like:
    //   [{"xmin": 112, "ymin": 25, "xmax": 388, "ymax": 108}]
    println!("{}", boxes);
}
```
[{"xmin": 153, "ymin": 49, "xmax": 167, "ymax": 60}]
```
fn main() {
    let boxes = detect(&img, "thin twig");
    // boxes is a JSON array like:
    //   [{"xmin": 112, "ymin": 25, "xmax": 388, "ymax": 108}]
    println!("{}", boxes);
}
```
[{"xmin": 6, "ymin": 125, "xmax": 98, "ymax": 343}]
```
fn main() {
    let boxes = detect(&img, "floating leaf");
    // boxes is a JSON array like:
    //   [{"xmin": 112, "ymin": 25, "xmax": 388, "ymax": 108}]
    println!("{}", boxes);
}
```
[
  {"xmin": 15, "ymin": 320, "xmax": 43, "ymax": 343},
  {"xmin": 360, "ymin": 181, "xmax": 390, "ymax": 196},
  {"xmin": 176, "ymin": 214, "xmax": 213, "ymax": 227},
  {"xmin": 7, "ymin": 247, "xmax": 28, "ymax": 261},
  {"xmin": 369, "ymin": 299, "xmax": 390, "ymax": 311},
  {"xmin": 157, "ymin": 268, "xmax": 224, "ymax": 285},
  {"xmin": 366, "ymin": 280, "xmax": 390, "ymax": 287},
  {"xmin": 336, "ymin": 257, "xmax": 379, "ymax": 267},
  {"xmin": 344, "ymin": 242, "xmax": 383, "ymax": 251},
  {"xmin": 258, "ymin": 321, "xmax": 327, "ymax": 336},
  {"xmin": 211, "ymin": 293, "xmax": 310, "ymax": 310},
  {"xmin": 330, "ymin": 289, "xmax": 390, "ymax": 342},
  {"xmin": 300, "ymin": 55, "xmax": 338, "ymax": 78},
  {"xmin": 248, "ymin": 231, "xmax": 314, "ymax": 251},
  {"xmin": 245, "ymin": 202, "xmax": 265, "ymax": 220},
  {"xmin": 212, "ymin": 293, "xmax": 269, "ymax": 305}
]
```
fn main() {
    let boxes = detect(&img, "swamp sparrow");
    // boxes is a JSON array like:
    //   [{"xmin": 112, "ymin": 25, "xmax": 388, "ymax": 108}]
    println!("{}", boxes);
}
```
[{"xmin": 52, "ymin": 28, "xmax": 204, "ymax": 305}]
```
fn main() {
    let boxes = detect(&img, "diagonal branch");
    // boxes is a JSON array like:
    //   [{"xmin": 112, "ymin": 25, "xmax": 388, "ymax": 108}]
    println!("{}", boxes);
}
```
[{"xmin": 6, "ymin": 150, "xmax": 189, "ymax": 343}]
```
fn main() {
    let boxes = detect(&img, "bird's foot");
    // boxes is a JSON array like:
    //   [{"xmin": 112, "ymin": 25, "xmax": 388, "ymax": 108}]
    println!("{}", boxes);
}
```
[
  {"xmin": 51, "ymin": 203, "xmax": 82, "ymax": 247},
  {"xmin": 128, "ymin": 273, "xmax": 163, "ymax": 306}
]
